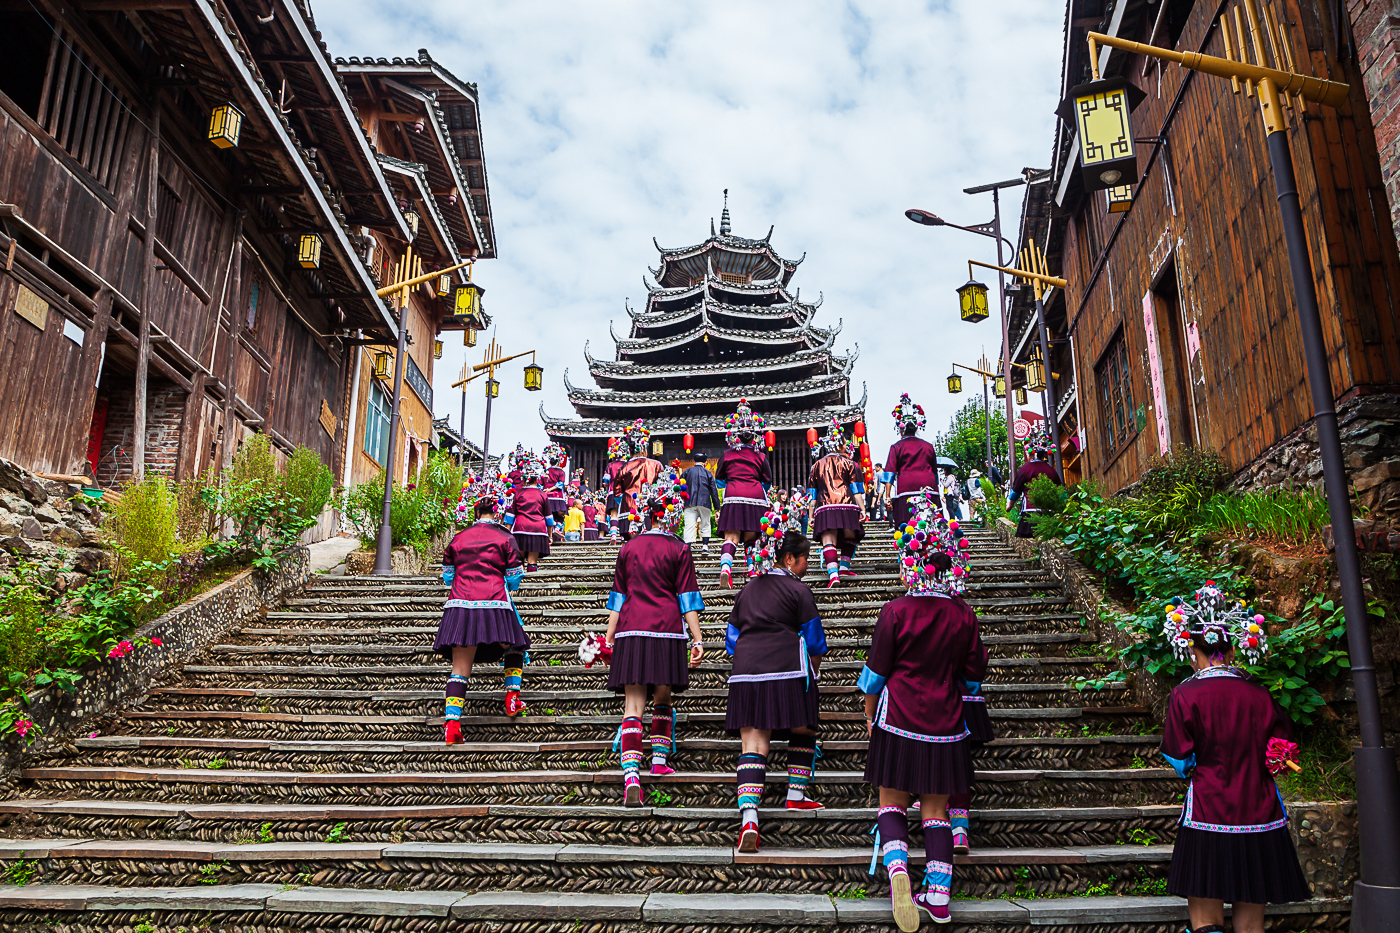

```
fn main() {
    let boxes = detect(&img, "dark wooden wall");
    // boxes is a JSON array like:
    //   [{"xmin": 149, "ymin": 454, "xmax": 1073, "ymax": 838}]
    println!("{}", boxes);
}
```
[{"xmin": 1063, "ymin": 0, "xmax": 1400, "ymax": 492}]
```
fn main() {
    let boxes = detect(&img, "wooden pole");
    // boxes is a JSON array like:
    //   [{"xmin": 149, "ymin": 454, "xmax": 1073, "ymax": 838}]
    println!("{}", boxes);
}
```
[{"xmin": 132, "ymin": 97, "xmax": 160, "ymax": 482}]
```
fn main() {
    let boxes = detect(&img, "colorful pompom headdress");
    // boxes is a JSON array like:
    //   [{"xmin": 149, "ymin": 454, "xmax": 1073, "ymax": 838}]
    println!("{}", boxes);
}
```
[
  {"xmin": 810, "ymin": 417, "xmax": 854, "ymax": 460},
  {"xmin": 507, "ymin": 443, "xmax": 529, "ymax": 473},
  {"xmin": 606, "ymin": 436, "xmax": 628, "ymax": 462},
  {"xmin": 892, "ymin": 393, "xmax": 927, "ymax": 432},
  {"xmin": 622, "ymin": 418, "xmax": 651, "ymax": 457},
  {"xmin": 633, "ymin": 466, "xmax": 689, "ymax": 533},
  {"xmin": 569, "ymin": 468, "xmax": 584, "ymax": 495},
  {"xmin": 1163, "ymin": 581, "xmax": 1269, "ymax": 665},
  {"xmin": 750, "ymin": 501, "xmax": 806, "ymax": 574},
  {"xmin": 1023, "ymin": 422, "xmax": 1054, "ymax": 457},
  {"xmin": 454, "ymin": 472, "xmax": 509, "ymax": 523},
  {"xmin": 725, "ymin": 398, "xmax": 767, "ymax": 450},
  {"xmin": 543, "ymin": 443, "xmax": 567, "ymax": 467},
  {"xmin": 516, "ymin": 451, "xmax": 548, "ymax": 482},
  {"xmin": 891, "ymin": 487, "xmax": 970, "ymax": 596}
]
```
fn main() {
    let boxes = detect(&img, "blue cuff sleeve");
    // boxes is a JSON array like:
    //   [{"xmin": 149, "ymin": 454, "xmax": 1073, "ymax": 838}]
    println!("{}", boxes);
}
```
[
  {"xmin": 503, "ymin": 513, "xmax": 517, "ymax": 526},
  {"xmin": 879, "ymin": 471, "xmax": 894, "ymax": 485},
  {"xmin": 678, "ymin": 591, "xmax": 705, "ymax": 614},
  {"xmin": 857, "ymin": 665, "xmax": 888, "ymax": 695},
  {"xmin": 725, "ymin": 622, "xmax": 740, "ymax": 655},
  {"xmin": 606, "ymin": 591, "xmax": 627, "ymax": 612},
  {"xmin": 963, "ymin": 681, "xmax": 981, "ymax": 696},
  {"xmin": 441, "ymin": 565, "xmax": 454, "ymax": 586},
  {"xmin": 850, "ymin": 482, "xmax": 865, "ymax": 495},
  {"xmin": 799, "ymin": 617, "xmax": 828, "ymax": 655},
  {"xmin": 1162, "ymin": 751, "xmax": 1196, "ymax": 780},
  {"xmin": 504, "ymin": 566, "xmax": 524, "ymax": 592},
  {"xmin": 545, "ymin": 516, "xmax": 556, "ymax": 528},
  {"xmin": 807, "ymin": 487, "xmax": 817, "ymax": 499},
  {"xmin": 715, "ymin": 478, "xmax": 726, "ymax": 489}
]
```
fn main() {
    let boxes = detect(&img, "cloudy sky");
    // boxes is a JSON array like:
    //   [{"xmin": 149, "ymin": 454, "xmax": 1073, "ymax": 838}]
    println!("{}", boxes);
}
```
[{"xmin": 316, "ymin": 0, "xmax": 1065, "ymax": 461}]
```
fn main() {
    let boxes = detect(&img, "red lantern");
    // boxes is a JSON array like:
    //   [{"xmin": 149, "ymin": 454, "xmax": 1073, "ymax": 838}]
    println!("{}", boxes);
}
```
[
  {"xmin": 806, "ymin": 427, "xmax": 818, "ymax": 447},
  {"xmin": 764, "ymin": 430, "xmax": 776, "ymax": 451},
  {"xmin": 683, "ymin": 433, "xmax": 694, "ymax": 454},
  {"xmin": 859, "ymin": 442, "xmax": 874, "ymax": 487},
  {"xmin": 853, "ymin": 420, "xmax": 866, "ymax": 439}
]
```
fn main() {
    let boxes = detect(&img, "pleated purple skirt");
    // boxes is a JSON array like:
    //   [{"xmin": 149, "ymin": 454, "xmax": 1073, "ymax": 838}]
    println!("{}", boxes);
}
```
[
  {"xmin": 890, "ymin": 496, "xmax": 914, "ymax": 529},
  {"xmin": 583, "ymin": 527, "xmax": 600, "ymax": 541},
  {"xmin": 725, "ymin": 676, "xmax": 820, "ymax": 735},
  {"xmin": 433, "ymin": 607, "xmax": 529, "ymax": 664},
  {"xmin": 548, "ymin": 497, "xmax": 568, "ymax": 515},
  {"xmin": 513, "ymin": 532, "xmax": 551, "ymax": 558},
  {"xmin": 1168, "ymin": 825, "xmax": 1310, "ymax": 904},
  {"xmin": 864, "ymin": 726, "xmax": 974, "ymax": 795},
  {"xmin": 813, "ymin": 505, "xmax": 865, "ymax": 538},
  {"xmin": 962, "ymin": 696, "xmax": 995, "ymax": 744},
  {"xmin": 607, "ymin": 634, "xmax": 690, "ymax": 693},
  {"xmin": 718, "ymin": 501, "xmax": 766, "ymax": 534}
]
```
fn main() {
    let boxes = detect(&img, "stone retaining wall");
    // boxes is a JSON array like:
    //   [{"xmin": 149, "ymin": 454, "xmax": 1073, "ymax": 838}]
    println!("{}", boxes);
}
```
[{"xmin": 0, "ymin": 457, "xmax": 107, "ymax": 593}]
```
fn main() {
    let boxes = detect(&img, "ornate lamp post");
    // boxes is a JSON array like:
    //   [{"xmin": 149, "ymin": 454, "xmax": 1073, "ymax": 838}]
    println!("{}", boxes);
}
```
[
  {"xmin": 451, "ymin": 336, "xmax": 543, "ymax": 476},
  {"xmin": 1084, "ymin": 13, "xmax": 1400, "ymax": 924}
]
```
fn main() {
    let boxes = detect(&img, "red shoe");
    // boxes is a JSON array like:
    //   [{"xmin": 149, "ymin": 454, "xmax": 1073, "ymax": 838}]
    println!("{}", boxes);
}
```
[
  {"xmin": 839, "ymin": 567, "xmax": 858, "ymax": 578},
  {"xmin": 651, "ymin": 764, "xmax": 676, "ymax": 776},
  {"xmin": 952, "ymin": 827, "xmax": 970, "ymax": 854},
  {"xmin": 914, "ymin": 892, "xmax": 952, "ymax": 924},
  {"xmin": 720, "ymin": 567, "xmax": 732, "ymax": 589},
  {"xmin": 785, "ymin": 797, "xmax": 824, "ymax": 810},
  {"xmin": 505, "ymin": 690, "xmax": 526, "ymax": 717},
  {"xmin": 444, "ymin": 720, "xmax": 462, "ymax": 745},
  {"xmin": 825, "ymin": 575, "xmax": 840, "ymax": 589},
  {"xmin": 623, "ymin": 774, "xmax": 643, "ymax": 807},
  {"xmin": 738, "ymin": 821, "xmax": 760, "ymax": 853}
]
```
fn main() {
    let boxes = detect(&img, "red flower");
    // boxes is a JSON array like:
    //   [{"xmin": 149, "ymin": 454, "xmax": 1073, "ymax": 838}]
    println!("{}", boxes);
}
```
[{"xmin": 150, "ymin": 638, "xmax": 163, "ymax": 648}]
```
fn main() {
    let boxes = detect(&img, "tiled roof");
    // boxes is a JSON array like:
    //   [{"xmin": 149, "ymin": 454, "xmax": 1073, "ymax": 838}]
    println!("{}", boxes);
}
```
[
  {"xmin": 612, "ymin": 319, "xmax": 841, "ymax": 355},
  {"xmin": 541, "ymin": 386, "xmax": 868, "ymax": 438},
  {"xmin": 583, "ymin": 344, "xmax": 855, "ymax": 379},
  {"xmin": 564, "ymin": 371, "xmax": 850, "ymax": 408}
]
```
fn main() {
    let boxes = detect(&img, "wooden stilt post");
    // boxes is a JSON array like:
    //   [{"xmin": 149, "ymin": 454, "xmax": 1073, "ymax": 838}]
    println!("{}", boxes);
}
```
[{"xmin": 133, "ymin": 98, "xmax": 161, "ymax": 482}]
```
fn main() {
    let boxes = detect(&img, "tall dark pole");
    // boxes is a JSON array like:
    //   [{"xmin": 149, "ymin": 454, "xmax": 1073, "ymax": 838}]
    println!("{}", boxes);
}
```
[
  {"xmin": 1268, "ymin": 128, "xmax": 1400, "ymax": 926},
  {"xmin": 983, "ymin": 375, "xmax": 993, "ymax": 475},
  {"xmin": 373, "ymin": 300, "xmax": 409, "ymax": 575},
  {"xmin": 459, "ymin": 370, "xmax": 468, "ymax": 469},
  {"xmin": 989, "ymin": 188, "xmax": 1017, "ymax": 481},
  {"xmin": 1033, "ymin": 294, "xmax": 1063, "ymax": 477},
  {"xmin": 481, "ymin": 386, "xmax": 494, "ymax": 479}
]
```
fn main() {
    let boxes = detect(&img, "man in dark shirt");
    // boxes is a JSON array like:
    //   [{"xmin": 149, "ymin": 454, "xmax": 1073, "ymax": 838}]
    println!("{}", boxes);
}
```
[{"xmin": 682, "ymin": 455, "xmax": 720, "ymax": 552}]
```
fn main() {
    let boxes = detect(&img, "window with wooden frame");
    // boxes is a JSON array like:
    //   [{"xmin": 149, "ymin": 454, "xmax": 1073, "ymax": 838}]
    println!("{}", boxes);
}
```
[
  {"xmin": 1095, "ymin": 330, "xmax": 1136, "ymax": 455},
  {"xmin": 246, "ymin": 279, "xmax": 261, "ymax": 331},
  {"xmin": 719, "ymin": 272, "xmax": 750, "ymax": 285},
  {"xmin": 364, "ymin": 380, "xmax": 392, "ymax": 466},
  {"xmin": 1077, "ymin": 208, "xmax": 1102, "ymax": 272}
]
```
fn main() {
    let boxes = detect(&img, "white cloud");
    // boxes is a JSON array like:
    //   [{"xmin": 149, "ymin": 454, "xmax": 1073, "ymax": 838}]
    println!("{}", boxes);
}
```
[{"xmin": 314, "ymin": 0, "xmax": 1063, "ymax": 463}]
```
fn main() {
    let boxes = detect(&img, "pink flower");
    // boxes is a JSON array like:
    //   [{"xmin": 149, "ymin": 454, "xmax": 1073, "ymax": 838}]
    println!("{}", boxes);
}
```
[
  {"xmin": 14, "ymin": 721, "xmax": 31, "ymax": 738},
  {"xmin": 118, "ymin": 641, "xmax": 134, "ymax": 654},
  {"xmin": 107, "ymin": 646, "xmax": 125, "ymax": 658},
  {"xmin": 149, "ymin": 638, "xmax": 163, "ymax": 648}
]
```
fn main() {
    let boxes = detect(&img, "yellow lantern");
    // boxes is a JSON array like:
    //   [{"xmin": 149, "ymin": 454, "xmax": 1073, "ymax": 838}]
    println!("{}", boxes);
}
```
[
  {"xmin": 373, "ymin": 352, "xmax": 392, "ymax": 378},
  {"xmin": 403, "ymin": 210, "xmax": 420, "ymax": 242},
  {"xmin": 1015, "ymin": 386, "xmax": 1029, "ymax": 405},
  {"xmin": 1026, "ymin": 346, "xmax": 1048, "ymax": 392},
  {"xmin": 208, "ymin": 103, "xmax": 243, "ymax": 149},
  {"xmin": 947, "ymin": 371, "xmax": 963, "ymax": 394},
  {"xmin": 437, "ymin": 274, "xmax": 453, "ymax": 297},
  {"xmin": 454, "ymin": 281, "xmax": 485, "ymax": 322},
  {"xmin": 652, "ymin": 439, "xmax": 664, "ymax": 456},
  {"xmin": 1062, "ymin": 76, "xmax": 1145, "ymax": 192},
  {"xmin": 464, "ymin": 327, "xmax": 477, "ymax": 348},
  {"xmin": 993, "ymin": 371, "xmax": 1007, "ymax": 400},
  {"xmin": 523, "ymin": 361, "xmax": 544, "ymax": 392},
  {"xmin": 1106, "ymin": 184, "xmax": 1133, "ymax": 213},
  {"xmin": 485, "ymin": 377, "xmax": 500, "ymax": 399},
  {"xmin": 433, "ymin": 339, "xmax": 443, "ymax": 360},
  {"xmin": 298, "ymin": 234, "xmax": 322, "ymax": 270},
  {"xmin": 957, "ymin": 279, "xmax": 990, "ymax": 324}
]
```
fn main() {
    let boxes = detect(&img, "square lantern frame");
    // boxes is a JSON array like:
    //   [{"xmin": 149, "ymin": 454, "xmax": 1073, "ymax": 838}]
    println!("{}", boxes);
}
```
[
  {"xmin": 957, "ymin": 279, "xmax": 990, "ymax": 324},
  {"xmin": 208, "ymin": 103, "xmax": 243, "ymax": 149},
  {"xmin": 1059, "ymin": 76, "xmax": 1146, "ymax": 193},
  {"xmin": 947, "ymin": 371, "xmax": 963, "ymax": 394},
  {"xmin": 523, "ymin": 361, "xmax": 544, "ymax": 391}
]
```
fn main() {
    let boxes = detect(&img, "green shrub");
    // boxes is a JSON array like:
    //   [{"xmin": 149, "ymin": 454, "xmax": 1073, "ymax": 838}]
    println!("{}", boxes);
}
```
[
  {"xmin": 342, "ymin": 472, "xmax": 437, "ymax": 550},
  {"xmin": 280, "ymin": 447, "xmax": 334, "ymax": 524},
  {"xmin": 232, "ymin": 434, "xmax": 277, "ymax": 490},
  {"xmin": 1199, "ymin": 487, "xmax": 1329, "ymax": 544},
  {"xmin": 1139, "ymin": 446, "xmax": 1230, "ymax": 500},
  {"xmin": 1027, "ymin": 475, "xmax": 1068, "ymax": 514},
  {"xmin": 106, "ymin": 476, "xmax": 180, "ymax": 579}
]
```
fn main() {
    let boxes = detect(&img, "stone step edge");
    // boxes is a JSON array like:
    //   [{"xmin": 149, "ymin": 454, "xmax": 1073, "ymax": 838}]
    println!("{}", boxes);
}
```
[
  {"xmin": 0, "ymin": 798, "xmax": 1184, "ymax": 823},
  {"xmin": 145, "ymin": 685, "xmax": 1125, "ymax": 701},
  {"xmin": 217, "ymin": 633, "xmax": 1096, "ymax": 648},
  {"xmin": 0, "ymin": 885, "xmax": 1353, "ymax": 924},
  {"xmin": 0, "ymin": 837, "xmax": 1177, "ymax": 866},
  {"xmin": 20, "ymin": 766, "xmax": 1179, "ymax": 785}
]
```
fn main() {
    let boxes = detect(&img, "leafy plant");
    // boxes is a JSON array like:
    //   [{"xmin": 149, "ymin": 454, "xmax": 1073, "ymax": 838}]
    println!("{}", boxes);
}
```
[
  {"xmin": 280, "ymin": 446, "xmax": 335, "ymax": 524},
  {"xmin": 645, "ymin": 788, "xmax": 675, "ymax": 807},
  {"xmin": 1125, "ymin": 828, "xmax": 1157, "ymax": 846},
  {"xmin": 1199, "ymin": 488, "xmax": 1329, "ymax": 544},
  {"xmin": 205, "ymin": 758, "xmax": 227, "ymax": 770},
  {"xmin": 259, "ymin": 822, "xmax": 274, "ymax": 843},
  {"xmin": 325, "ymin": 822, "xmax": 348, "ymax": 843},
  {"xmin": 104, "ymin": 475, "xmax": 182, "ymax": 580},
  {"xmin": 5, "ymin": 855, "xmax": 35, "ymax": 886},
  {"xmin": 1027, "ymin": 475, "xmax": 1068, "ymax": 514},
  {"xmin": 1139, "ymin": 446, "xmax": 1230, "ymax": 500},
  {"xmin": 198, "ymin": 860, "xmax": 228, "ymax": 885}
]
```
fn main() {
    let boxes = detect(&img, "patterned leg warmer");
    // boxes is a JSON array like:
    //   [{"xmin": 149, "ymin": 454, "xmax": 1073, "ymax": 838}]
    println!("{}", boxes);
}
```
[
  {"xmin": 877, "ymin": 806, "xmax": 911, "ymax": 876},
  {"xmin": 444, "ymin": 674, "xmax": 469, "ymax": 721},
  {"xmin": 609, "ymin": 517, "xmax": 620, "ymax": 539},
  {"xmin": 650, "ymin": 705, "xmax": 675, "ymax": 773},
  {"xmin": 720, "ymin": 541, "xmax": 736, "ymax": 577},
  {"xmin": 823, "ymin": 545, "xmax": 840, "ymax": 581},
  {"xmin": 922, "ymin": 817, "xmax": 954, "ymax": 905},
  {"xmin": 947, "ymin": 793, "xmax": 971, "ymax": 850},
  {"xmin": 620, "ymin": 716, "xmax": 645, "ymax": 774},
  {"xmin": 839, "ymin": 539, "xmax": 857, "ymax": 573},
  {"xmin": 786, "ymin": 734, "xmax": 817, "ymax": 801},
  {"xmin": 737, "ymin": 752, "xmax": 767, "ymax": 825},
  {"xmin": 502, "ymin": 652, "xmax": 524, "ymax": 691}
]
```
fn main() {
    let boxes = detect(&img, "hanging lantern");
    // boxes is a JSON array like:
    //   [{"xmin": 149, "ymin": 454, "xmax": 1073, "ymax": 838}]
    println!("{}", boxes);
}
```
[
  {"xmin": 1106, "ymin": 184, "xmax": 1134, "ymax": 213},
  {"xmin": 403, "ymin": 209, "xmax": 420, "ymax": 241},
  {"xmin": 1026, "ymin": 358, "xmax": 1048, "ymax": 392},
  {"xmin": 806, "ymin": 427, "xmax": 818, "ymax": 448},
  {"xmin": 853, "ymin": 420, "xmax": 866, "ymax": 439},
  {"xmin": 464, "ymin": 327, "xmax": 477, "ymax": 348},
  {"xmin": 433, "ymin": 339, "xmax": 443, "ymax": 360},
  {"xmin": 297, "ymin": 234, "xmax": 322, "ymax": 269},
  {"xmin": 683, "ymin": 433, "xmax": 694, "ymax": 454},
  {"xmin": 454, "ymin": 281, "xmax": 485, "ymax": 322},
  {"xmin": 523, "ymin": 361, "xmax": 544, "ymax": 391},
  {"xmin": 1060, "ymin": 75, "xmax": 1146, "ymax": 193},
  {"xmin": 652, "ymin": 439, "xmax": 664, "ymax": 456},
  {"xmin": 859, "ymin": 442, "xmax": 874, "ymax": 487},
  {"xmin": 485, "ymin": 378, "xmax": 500, "ymax": 399},
  {"xmin": 993, "ymin": 371, "xmax": 1007, "ymax": 399},
  {"xmin": 957, "ymin": 279, "xmax": 990, "ymax": 323},
  {"xmin": 208, "ymin": 103, "xmax": 243, "ymax": 149},
  {"xmin": 764, "ymin": 430, "xmax": 776, "ymax": 451},
  {"xmin": 947, "ymin": 371, "xmax": 963, "ymax": 394},
  {"xmin": 437, "ymin": 274, "xmax": 453, "ymax": 297},
  {"xmin": 373, "ymin": 352, "xmax": 392, "ymax": 379},
  {"xmin": 1015, "ymin": 386, "xmax": 1028, "ymax": 405}
]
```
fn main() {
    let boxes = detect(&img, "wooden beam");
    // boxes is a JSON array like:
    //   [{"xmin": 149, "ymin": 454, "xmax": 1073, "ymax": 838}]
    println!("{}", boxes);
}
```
[
  {"xmin": 376, "ymin": 112, "xmax": 425, "ymax": 123},
  {"xmin": 127, "ymin": 215, "xmax": 211, "ymax": 304},
  {"xmin": 79, "ymin": 0, "xmax": 189, "ymax": 9},
  {"xmin": 133, "ymin": 99, "xmax": 160, "ymax": 482}
]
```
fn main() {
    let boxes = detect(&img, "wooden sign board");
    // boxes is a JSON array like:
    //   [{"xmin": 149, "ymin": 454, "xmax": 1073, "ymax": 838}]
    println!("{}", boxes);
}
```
[
  {"xmin": 319, "ymin": 399, "xmax": 338, "ymax": 438},
  {"xmin": 13, "ymin": 285, "xmax": 48, "ymax": 331}
]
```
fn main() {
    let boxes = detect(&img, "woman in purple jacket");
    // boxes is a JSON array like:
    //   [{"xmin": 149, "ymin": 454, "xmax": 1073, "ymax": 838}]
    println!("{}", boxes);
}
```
[
  {"xmin": 605, "ymin": 471, "xmax": 705, "ymax": 806},
  {"xmin": 860, "ymin": 490, "xmax": 982, "ymax": 930},
  {"xmin": 714, "ymin": 399, "xmax": 773, "ymax": 587},
  {"xmin": 806, "ymin": 419, "xmax": 867, "ymax": 588},
  {"xmin": 880, "ymin": 394, "xmax": 941, "ymax": 529},
  {"xmin": 1160, "ymin": 583, "xmax": 1308, "ymax": 933},
  {"xmin": 504, "ymin": 453, "xmax": 553, "ymax": 572}
]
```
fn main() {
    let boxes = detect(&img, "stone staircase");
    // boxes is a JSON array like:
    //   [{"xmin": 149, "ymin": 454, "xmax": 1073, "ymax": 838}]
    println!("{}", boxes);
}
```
[{"xmin": 0, "ymin": 527, "xmax": 1348, "ymax": 930}]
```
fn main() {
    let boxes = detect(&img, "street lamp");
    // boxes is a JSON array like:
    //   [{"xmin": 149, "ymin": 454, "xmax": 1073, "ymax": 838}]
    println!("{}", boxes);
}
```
[
  {"xmin": 1015, "ymin": 386, "xmax": 1028, "ymax": 406},
  {"xmin": 957, "ymin": 278, "xmax": 991, "ymax": 323},
  {"xmin": 947, "ymin": 371, "xmax": 963, "ymax": 394},
  {"xmin": 451, "ymin": 338, "xmax": 542, "ymax": 476},
  {"xmin": 1086, "ymin": 19, "xmax": 1399, "ymax": 924}
]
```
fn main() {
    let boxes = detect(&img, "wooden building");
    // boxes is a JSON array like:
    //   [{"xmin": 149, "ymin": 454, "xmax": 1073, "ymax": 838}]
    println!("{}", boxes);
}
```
[
  {"xmin": 1024, "ymin": 0, "xmax": 1400, "ymax": 493},
  {"xmin": 0, "ymin": 3, "xmax": 492, "ymax": 527}
]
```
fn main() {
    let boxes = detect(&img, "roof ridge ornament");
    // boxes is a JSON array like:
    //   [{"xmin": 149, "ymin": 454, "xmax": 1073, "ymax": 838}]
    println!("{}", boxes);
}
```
[{"xmin": 720, "ymin": 188, "xmax": 731, "ymax": 236}]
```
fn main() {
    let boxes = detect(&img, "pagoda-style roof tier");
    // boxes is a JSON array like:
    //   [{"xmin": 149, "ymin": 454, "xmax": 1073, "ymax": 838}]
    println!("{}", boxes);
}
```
[
  {"xmin": 584, "ymin": 344, "xmax": 856, "ymax": 391},
  {"xmin": 542, "ymin": 388, "xmax": 868, "ymax": 439},
  {"xmin": 628, "ymin": 295, "xmax": 819, "ymax": 338},
  {"xmin": 645, "ymin": 275, "xmax": 807, "ymax": 313},
  {"xmin": 649, "ymin": 232, "xmax": 802, "ymax": 289},
  {"xmin": 612, "ymin": 319, "xmax": 841, "ymax": 362},
  {"xmin": 563, "ymin": 371, "xmax": 851, "ymax": 417}
]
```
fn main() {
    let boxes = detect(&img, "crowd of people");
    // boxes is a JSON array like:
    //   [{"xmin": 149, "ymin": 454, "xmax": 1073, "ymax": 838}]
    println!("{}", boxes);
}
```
[{"xmin": 430, "ymin": 394, "xmax": 1311, "ymax": 932}]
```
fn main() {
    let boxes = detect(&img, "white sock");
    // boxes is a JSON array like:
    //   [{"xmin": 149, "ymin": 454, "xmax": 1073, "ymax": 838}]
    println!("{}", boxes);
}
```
[
  {"xmin": 929, "ymin": 892, "xmax": 950, "ymax": 907},
  {"xmin": 786, "ymin": 786, "xmax": 807, "ymax": 802},
  {"xmin": 741, "ymin": 807, "xmax": 758, "ymax": 825},
  {"xmin": 653, "ymin": 751, "xmax": 667, "ymax": 768}
]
